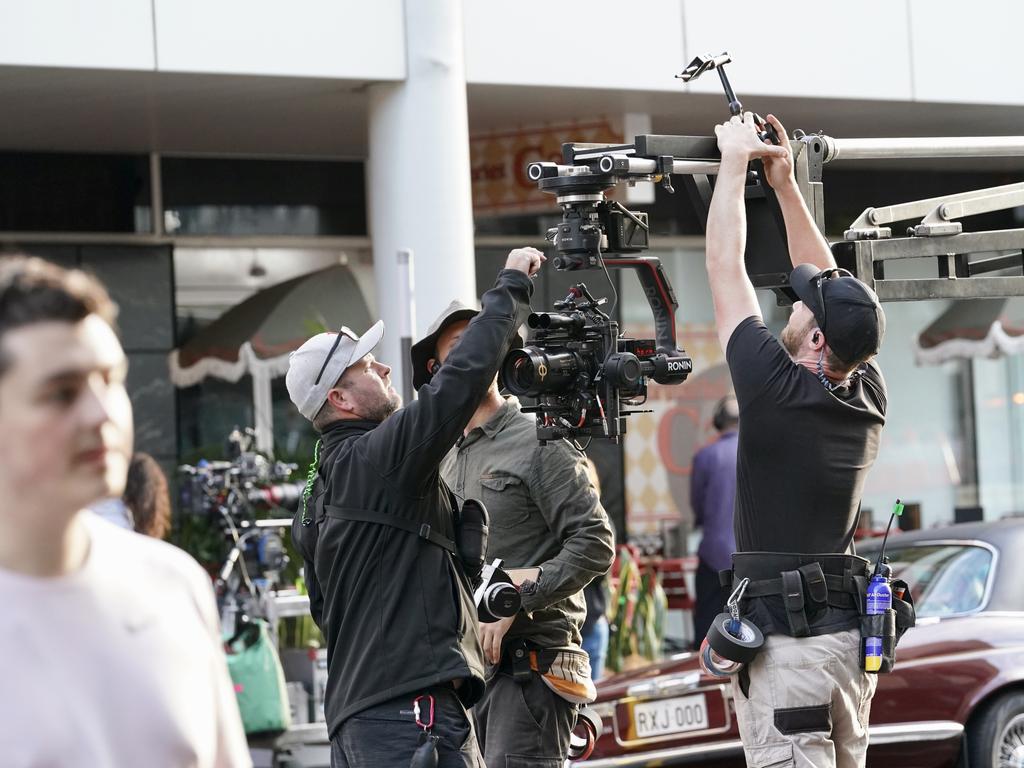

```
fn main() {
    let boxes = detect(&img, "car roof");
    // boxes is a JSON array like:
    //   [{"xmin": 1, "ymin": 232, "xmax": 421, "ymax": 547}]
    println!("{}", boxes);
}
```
[
  {"xmin": 858, "ymin": 516, "xmax": 1024, "ymax": 613},
  {"xmin": 859, "ymin": 516, "xmax": 1024, "ymax": 551}
]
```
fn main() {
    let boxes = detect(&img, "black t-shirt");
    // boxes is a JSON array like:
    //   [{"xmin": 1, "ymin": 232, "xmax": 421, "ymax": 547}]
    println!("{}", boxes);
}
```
[{"xmin": 726, "ymin": 316, "xmax": 887, "ymax": 556}]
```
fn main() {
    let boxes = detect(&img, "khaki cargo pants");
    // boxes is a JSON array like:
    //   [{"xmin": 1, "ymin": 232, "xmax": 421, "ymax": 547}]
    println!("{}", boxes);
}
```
[{"xmin": 732, "ymin": 629, "xmax": 877, "ymax": 768}]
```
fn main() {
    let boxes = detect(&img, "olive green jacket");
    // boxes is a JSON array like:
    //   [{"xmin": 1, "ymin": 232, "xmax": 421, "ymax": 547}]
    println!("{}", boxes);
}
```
[{"xmin": 441, "ymin": 397, "xmax": 615, "ymax": 651}]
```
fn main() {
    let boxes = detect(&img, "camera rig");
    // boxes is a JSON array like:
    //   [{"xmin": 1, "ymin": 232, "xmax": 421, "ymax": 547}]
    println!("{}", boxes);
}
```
[
  {"xmin": 508, "ymin": 53, "xmax": 1024, "ymax": 442},
  {"xmin": 501, "ymin": 54, "xmax": 770, "ymax": 444},
  {"xmin": 499, "ymin": 133, "xmax": 696, "ymax": 444},
  {"xmin": 178, "ymin": 427, "xmax": 306, "ymax": 633}
]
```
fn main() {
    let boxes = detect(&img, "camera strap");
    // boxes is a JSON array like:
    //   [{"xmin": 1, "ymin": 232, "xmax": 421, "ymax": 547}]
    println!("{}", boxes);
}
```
[{"xmin": 323, "ymin": 505, "xmax": 457, "ymax": 554}]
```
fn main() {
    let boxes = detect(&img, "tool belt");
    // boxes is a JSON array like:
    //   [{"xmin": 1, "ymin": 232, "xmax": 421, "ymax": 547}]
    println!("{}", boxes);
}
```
[
  {"xmin": 721, "ymin": 552, "xmax": 871, "ymax": 637},
  {"xmin": 720, "ymin": 552, "xmax": 915, "ymax": 673},
  {"xmin": 497, "ymin": 640, "xmax": 596, "ymax": 705}
]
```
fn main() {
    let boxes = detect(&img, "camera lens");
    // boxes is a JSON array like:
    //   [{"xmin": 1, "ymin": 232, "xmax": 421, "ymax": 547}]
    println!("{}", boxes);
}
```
[
  {"xmin": 482, "ymin": 581, "xmax": 521, "ymax": 621},
  {"xmin": 500, "ymin": 347, "xmax": 580, "ymax": 397}
]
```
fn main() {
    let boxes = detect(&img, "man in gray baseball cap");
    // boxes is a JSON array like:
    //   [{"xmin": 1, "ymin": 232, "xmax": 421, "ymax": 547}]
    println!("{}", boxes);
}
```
[
  {"xmin": 287, "ymin": 247, "xmax": 544, "ymax": 768},
  {"xmin": 286, "ymin": 320, "xmax": 392, "ymax": 427}
]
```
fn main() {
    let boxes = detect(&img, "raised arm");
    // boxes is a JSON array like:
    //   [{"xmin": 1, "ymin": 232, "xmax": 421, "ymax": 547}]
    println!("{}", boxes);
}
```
[
  {"xmin": 761, "ymin": 114, "xmax": 837, "ymax": 271},
  {"xmin": 362, "ymin": 249, "xmax": 542, "ymax": 492},
  {"xmin": 706, "ymin": 113, "xmax": 789, "ymax": 352}
]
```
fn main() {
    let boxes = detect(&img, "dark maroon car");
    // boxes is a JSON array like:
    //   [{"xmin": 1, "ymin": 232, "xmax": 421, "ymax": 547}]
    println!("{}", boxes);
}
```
[{"xmin": 576, "ymin": 518, "xmax": 1024, "ymax": 767}]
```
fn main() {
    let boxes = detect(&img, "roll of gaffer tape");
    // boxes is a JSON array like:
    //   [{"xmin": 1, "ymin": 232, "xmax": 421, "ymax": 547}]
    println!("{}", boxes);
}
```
[{"xmin": 707, "ymin": 611, "xmax": 764, "ymax": 663}]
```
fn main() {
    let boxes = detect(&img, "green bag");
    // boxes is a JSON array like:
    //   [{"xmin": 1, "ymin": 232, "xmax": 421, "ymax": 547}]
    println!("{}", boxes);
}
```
[{"xmin": 225, "ymin": 619, "xmax": 292, "ymax": 735}]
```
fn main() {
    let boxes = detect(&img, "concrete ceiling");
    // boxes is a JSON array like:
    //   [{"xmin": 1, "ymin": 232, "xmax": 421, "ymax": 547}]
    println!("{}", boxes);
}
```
[
  {"xmin": 0, "ymin": 66, "xmax": 370, "ymax": 158},
  {"xmin": 3, "ymin": 66, "xmax": 1024, "ymax": 171}
]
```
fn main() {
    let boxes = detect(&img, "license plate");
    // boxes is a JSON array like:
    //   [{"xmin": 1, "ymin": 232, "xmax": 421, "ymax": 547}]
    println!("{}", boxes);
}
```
[{"xmin": 632, "ymin": 693, "xmax": 709, "ymax": 738}]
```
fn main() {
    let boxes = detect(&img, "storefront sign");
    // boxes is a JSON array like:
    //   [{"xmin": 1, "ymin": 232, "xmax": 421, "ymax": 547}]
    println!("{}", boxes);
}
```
[{"xmin": 470, "ymin": 118, "xmax": 623, "ymax": 217}]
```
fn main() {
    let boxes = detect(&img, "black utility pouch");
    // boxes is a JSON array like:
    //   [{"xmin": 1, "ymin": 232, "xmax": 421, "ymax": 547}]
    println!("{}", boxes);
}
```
[
  {"xmin": 860, "ymin": 609, "xmax": 897, "ymax": 674},
  {"xmin": 891, "ymin": 579, "xmax": 916, "ymax": 645}
]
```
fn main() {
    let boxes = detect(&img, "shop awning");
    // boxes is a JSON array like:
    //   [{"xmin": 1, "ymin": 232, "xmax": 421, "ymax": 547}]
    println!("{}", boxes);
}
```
[
  {"xmin": 168, "ymin": 264, "xmax": 371, "ymax": 451},
  {"xmin": 915, "ymin": 297, "xmax": 1024, "ymax": 365},
  {"xmin": 169, "ymin": 264, "xmax": 371, "ymax": 387}
]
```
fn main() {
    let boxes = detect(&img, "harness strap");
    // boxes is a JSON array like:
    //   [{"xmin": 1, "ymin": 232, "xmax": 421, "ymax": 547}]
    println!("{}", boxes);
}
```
[
  {"xmin": 740, "ymin": 573, "xmax": 856, "ymax": 599},
  {"xmin": 323, "ymin": 505, "xmax": 458, "ymax": 554}
]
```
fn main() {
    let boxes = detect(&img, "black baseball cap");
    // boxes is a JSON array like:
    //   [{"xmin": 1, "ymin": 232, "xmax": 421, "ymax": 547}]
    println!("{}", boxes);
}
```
[{"xmin": 789, "ymin": 264, "xmax": 886, "ymax": 365}]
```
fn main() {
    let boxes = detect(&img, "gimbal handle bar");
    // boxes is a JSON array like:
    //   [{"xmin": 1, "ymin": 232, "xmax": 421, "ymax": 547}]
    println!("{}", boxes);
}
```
[{"xmin": 602, "ymin": 256, "xmax": 683, "ymax": 357}]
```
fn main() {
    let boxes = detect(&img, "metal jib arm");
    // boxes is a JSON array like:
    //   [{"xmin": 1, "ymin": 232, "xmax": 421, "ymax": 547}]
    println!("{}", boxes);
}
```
[{"xmin": 529, "ymin": 133, "xmax": 1024, "ymax": 302}]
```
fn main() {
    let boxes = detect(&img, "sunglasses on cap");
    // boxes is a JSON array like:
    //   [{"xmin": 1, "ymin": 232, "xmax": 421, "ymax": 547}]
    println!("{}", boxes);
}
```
[
  {"xmin": 313, "ymin": 328, "xmax": 359, "ymax": 386},
  {"xmin": 813, "ymin": 267, "xmax": 854, "ymax": 336}
]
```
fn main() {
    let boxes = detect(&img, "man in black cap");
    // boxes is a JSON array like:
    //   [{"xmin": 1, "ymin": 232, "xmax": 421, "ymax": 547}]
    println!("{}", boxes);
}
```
[
  {"xmin": 411, "ymin": 300, "xmax": 614, "ymax": 768},
  {"xmin": 704, "ymin": 113, "xmax": 889, "ymax": 768}
]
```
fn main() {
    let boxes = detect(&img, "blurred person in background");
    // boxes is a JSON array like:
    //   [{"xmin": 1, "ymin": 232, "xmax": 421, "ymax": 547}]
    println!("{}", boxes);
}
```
[
  {"xmin": 690, "ymin": 394, "xmax": 739, "ymax": 648},
  {"xmin": 125, "ymin": 451, "xmax": 172, "ymax": 539},
  {"xmin": 0, "ymin": 255, "xmax": 250, "ymax": 768}
]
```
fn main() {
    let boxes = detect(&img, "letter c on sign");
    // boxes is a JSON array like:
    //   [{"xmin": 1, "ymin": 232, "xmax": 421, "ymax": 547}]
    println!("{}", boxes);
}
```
[
  {"xmin": 657, "ymin": 406, "xmax": 699, "ymax": 476},
  {"xmin": 513, "ymin": 143, "xmax": 545, "ymax": 190}
]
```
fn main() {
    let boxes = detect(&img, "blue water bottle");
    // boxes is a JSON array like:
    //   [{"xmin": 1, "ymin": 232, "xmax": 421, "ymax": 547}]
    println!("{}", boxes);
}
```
[{"xmin": 864, "ymin": 560, "xmax": 892, "ymax": 672}]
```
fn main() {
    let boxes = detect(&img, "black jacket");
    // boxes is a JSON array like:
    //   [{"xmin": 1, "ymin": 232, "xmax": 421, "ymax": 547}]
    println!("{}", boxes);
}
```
[{"xmin": 292, "ymin": 268, "xmax": 532, "ymax": 736}]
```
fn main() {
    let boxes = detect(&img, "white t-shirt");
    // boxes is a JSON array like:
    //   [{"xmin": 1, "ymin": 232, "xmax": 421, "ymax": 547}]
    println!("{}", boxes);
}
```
[{"xmin": 0, "ymin": 514, "xmax": 252, "ymax": 768}]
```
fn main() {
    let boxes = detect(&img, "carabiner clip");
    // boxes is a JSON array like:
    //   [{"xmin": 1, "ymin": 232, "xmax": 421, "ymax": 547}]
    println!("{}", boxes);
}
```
[
  {"xmin": 413, "ymin": 694, "xmax": 435, "ymax": 731},
  {"xmin": 727, "ymin": 577, "xmax": 749, "ymax": 612},
  {"xmin": 726, "ymin": 577, "xmax": 750, "ymax": 633}
]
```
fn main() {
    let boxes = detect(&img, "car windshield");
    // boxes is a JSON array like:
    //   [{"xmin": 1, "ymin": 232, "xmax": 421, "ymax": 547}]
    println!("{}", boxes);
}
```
[{"xmin": 864, "ymin": 544, "xmax": 994, "ymax": 618}]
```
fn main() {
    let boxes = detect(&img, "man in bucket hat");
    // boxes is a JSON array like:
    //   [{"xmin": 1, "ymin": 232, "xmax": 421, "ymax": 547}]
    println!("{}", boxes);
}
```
[
  {"xmin": 412, "ymin": 300, "xmax": 614, "ymax": 768},
  {"xmin": 288, "ymin": 248, "xmax": 543, "ymax": 768},
  {"xmin": 704, "ymin": 113, "xmax": 898, "ymax": 768}
]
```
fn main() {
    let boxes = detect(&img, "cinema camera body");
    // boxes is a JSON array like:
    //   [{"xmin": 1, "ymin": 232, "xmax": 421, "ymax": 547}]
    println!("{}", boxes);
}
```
[{"xmin": 499, "ymin": 143, "xmax": 695, "ymax": 444}]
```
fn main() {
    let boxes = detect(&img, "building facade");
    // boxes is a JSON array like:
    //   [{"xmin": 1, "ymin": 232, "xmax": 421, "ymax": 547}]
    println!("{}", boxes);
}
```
[{"xmin": 3, "ymin": 0, "xmax": 1024, "ymax": 537}]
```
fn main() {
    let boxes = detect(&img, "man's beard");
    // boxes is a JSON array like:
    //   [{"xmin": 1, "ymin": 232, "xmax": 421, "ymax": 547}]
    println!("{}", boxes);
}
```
[
  {"xmin": 362, "ymin": 392, "xmax": 402, "ymax": 422},
  {"xmin": 780, "ymin": 316, "xmax": 812, "ymax": 357}
]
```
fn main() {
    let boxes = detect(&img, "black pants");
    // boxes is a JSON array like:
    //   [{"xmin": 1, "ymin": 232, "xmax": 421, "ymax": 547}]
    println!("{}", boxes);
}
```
[
  {"xmin": 693, "ymin": 559, "xmax": 727, "ymax": 650},
  {"xmin": 473, "ymin": 671, "xmax": 576, "ymax": 768},
  {"xmin": 330, "ymin": 685, "xmax": 484, "ymax": 767}
]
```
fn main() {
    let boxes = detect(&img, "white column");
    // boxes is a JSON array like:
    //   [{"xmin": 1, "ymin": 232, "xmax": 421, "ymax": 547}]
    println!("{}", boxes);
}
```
[
  {"xmin": 252, "ymin": 370, "xmax": 274, "ymax": 454},
  {"xmin": 367, "ymin": 0, "xmax": 477, "ymax": 397}
]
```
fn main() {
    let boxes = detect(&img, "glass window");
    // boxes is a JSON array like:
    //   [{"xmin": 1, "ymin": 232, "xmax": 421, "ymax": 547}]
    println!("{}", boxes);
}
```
[
  {"xmin": 0, "ymin": 152, "xmax": 150, "ymax": 233},
  {"xmin": 874, "ymin": 544, "xmax": 994, "ymax": 617},
  {"xmin": 974, "ymin": 354, "xmax": 1024, "ymax": 518},
  {"xmin": 174, "ymin": 247, "xmax": 374, "ymax": 465},
  {"xmin": 161, "ymin": 157, "xmax": 365, "ymax": 236}
]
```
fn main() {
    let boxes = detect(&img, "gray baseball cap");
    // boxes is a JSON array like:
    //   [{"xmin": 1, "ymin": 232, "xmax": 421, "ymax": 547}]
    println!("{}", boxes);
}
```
[{"xmin": 286, "ymin": 320, "xmax": 384, "ymax": 421}]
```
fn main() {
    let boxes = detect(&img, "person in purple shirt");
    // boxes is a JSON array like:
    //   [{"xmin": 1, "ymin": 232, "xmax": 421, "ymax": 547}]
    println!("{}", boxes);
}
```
[{"xmin": 690, "ymin": 394, "xmax": 739, "ymax": 648}]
